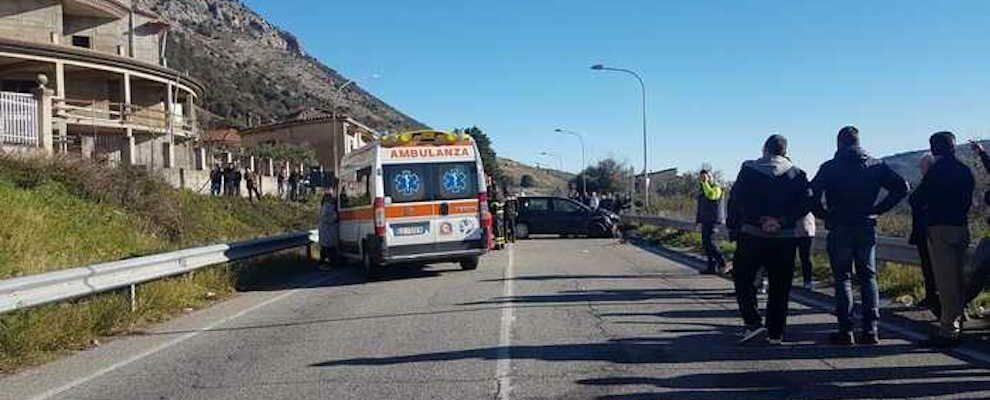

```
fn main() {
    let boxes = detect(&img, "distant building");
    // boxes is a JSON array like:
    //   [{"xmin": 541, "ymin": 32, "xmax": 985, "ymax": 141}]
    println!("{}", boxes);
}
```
[
  {"xmin": 239, "ymin": 108, "xmax": 376, "ymax": 177},
  {"xmin": 0, "ymin": 0, "xmax": 205, "ymax": 169}
]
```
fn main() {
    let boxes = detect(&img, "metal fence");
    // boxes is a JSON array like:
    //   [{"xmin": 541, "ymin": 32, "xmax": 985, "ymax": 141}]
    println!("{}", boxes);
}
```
[
  {"xmin": 0, "ymin": 230, "xmax": 319, "ymax": 315},
  {"xmin": 0, "ymin": 92, "xmax": 38, "ymax": 146}
]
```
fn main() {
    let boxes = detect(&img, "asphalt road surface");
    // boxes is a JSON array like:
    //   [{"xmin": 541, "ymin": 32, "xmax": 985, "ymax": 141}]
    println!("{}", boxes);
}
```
[{"xmin": 3, "ymin": 238, "xmax": 990, "ymax": 399}]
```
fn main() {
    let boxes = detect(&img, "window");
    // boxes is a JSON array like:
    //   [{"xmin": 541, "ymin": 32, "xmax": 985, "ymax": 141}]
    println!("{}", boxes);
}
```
[
  {"xmin": 384, "ymin": 164, "xmax": 429, "ymax": 203},
  {"xmin": 340, "ymin": 167, "xmax": 371, "ymax": 208},
  {"xmin": 384, "ymin": 162, "xmax": 479, "ymax": 203},
  {"xmin": 71, "ymin": 35, "xmax": 91, "ymax": 49},
  {"xmin": 554, "ymin": 199, "xmax": 584, "ymax": 214},
  {"xmin": 435, "ymin": 162, "xmax": 478, "ymax": 200},
  {"xmin": 521, "ymin": 198, "xmax": 549, "ymax": 212}
]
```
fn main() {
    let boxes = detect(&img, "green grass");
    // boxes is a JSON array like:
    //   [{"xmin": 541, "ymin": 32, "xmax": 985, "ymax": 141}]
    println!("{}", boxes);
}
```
[{"xmin": 0, "ymin": 154, "xmax": 318, "ymax": 279}]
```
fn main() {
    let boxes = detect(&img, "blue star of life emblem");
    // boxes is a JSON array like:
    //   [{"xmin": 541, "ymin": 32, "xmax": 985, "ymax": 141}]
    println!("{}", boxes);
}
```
[
  {"xmin": 394, "ymin": 170, "xmax": 421, "ymax": 196},
  {"xmin": 442, "ymin": 168, "xmax": 468, "ymax": 194}
]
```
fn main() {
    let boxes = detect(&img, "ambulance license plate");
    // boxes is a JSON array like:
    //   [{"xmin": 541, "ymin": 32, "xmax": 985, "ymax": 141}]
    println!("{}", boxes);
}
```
[{"xmin": 393, "ymin": 224, "xmax": 428, "ymax": 236}]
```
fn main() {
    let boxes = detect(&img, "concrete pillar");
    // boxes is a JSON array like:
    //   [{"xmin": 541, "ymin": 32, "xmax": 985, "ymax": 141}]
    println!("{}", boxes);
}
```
[
  {"xmin": 33, "ymin": 75, "xmax": 54, "ymax": 155},
  {"xmin": 196, "ymin": 147, "xmax": 207, "ymax": 170},
  {"xmin": 249, "ymin": 156, "xmax": 256, "ymax": 172},
  {"xmin": 225, "ymin": 152, "xmax": 233, "ymax": 164},
  {"xmin": 266, "ymin": 158, "xmax": 274, "ymax": 176},
  {"xmin": 54, "ymin": 62, "xmax": 65, "ymax": 98},
  {"xmin": 122, "ymin": 72, "xmax": 131, "ymax": 122},
  {"xmin": 163, "ymin": 141, "xmax": 174, "ymax": 168},
  {"xmin": 122, "ymin": 128, "xmax": 136, "ymax": 165}
]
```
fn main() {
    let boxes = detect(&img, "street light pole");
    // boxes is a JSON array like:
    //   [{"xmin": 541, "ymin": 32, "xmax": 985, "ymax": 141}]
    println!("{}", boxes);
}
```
[
  {"xmin": 538, "ymin": 151, "xmax": 564, "ymax": 172},
  {"xmin": 591, "ymin": 64, "xmax": 649, "ymax": 209},
  {"xmin": 554, "ymin": 128, "xmax": 587, "ymax": 196}
]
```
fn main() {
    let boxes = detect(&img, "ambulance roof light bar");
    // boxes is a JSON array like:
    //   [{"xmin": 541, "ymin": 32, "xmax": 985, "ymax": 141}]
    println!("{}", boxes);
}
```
[{"xmin": 380, "ymin": 130, "xmax": 474, "ymax": 148}]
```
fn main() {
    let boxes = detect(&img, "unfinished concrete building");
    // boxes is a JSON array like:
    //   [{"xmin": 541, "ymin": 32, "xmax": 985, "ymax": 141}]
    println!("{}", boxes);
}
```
[{"xmin": 0, "ymin": 0, "xmax": 205, "ymax": 169}]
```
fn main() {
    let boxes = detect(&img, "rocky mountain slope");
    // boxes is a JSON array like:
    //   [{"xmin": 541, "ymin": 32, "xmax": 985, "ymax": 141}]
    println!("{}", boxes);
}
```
[
  {"xmin": 499, "ymin": 157, "xmax": 574, "ymax": 195},
  {"xmin": 882, "ymin": 140, "xmax": 990, "ymax": 185},
  {"xmin": 135, "ymin": 0, "xmax": 426, "ymax": 132}
]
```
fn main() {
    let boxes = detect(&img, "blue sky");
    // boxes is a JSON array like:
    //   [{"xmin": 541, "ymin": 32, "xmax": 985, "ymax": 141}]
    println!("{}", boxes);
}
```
[{"xmin": 245, "ymin": 0, "xmax": 990, "ymax": 176}]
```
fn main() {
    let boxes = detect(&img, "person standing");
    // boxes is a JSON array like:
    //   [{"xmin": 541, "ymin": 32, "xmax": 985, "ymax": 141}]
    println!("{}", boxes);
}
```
[
  {"xmin": 795, "ymin": 213, "xmax": 816, "ymax": 289},
  {"xmin": 811, "ymin": 126, "xmax": 908, "ymax": 346},
  {"xmin": 232, "ymin": 166, "xmax": 243, "ymax": 197},
  {"xmin": 696, "ymin": 169, "xmax": 728, "ymax": 275},
  {"xmin": 245, "ymin": 168, "xmax": 261, "ymax": 202},
  {"xmin": 288, "ymin": 169, "xmax": 300, "ymax": 201},
  {"xmin": 209, "ymin": 164, "xmax": 223, "ymax": 196},
  {"xmin": 277, "ymin": 168, "xmax": 286, "ymax": 199},
  {"xmin": 911, "ymin": 132, "xmax": 974, "ymax": 348},
  {"xmin": 318, "ymin": 187, "xmax": 340, "ymax": 268},
  {"xmin": 589, "ymin": 192, "xmax": 601, "ymax": 209},
  {"xmin": 910, "ymin": 154, "xmax": 941, "ymax": 318},
  {"xmin": 223, "ymin": 164, "xmax": 236, "ymax": 196},
  {"xmin": 726, "ymin": 135, "xmax": 813, "ymax": 345}
]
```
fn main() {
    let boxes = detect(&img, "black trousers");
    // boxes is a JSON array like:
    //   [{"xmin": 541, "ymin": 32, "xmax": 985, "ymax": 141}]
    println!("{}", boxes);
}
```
[
  {"xmin": 733, "ymin": 233, "xmax": 797, "ymax": 339},
  {"xmin": 701, "ymin": 222, "xmax": 727, "ymax": 270},
  {"xmin": 917, "ymin": 238, "xmax": 941, "ymax": 316},
  {"xmin": 797, "ymin": 237, "xmax": 814, "ymax": 283}
]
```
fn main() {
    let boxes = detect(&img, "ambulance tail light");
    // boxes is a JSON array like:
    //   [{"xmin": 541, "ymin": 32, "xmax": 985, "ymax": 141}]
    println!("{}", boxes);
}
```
[{"xmin": 374, "ymin": 197, "xmax": 386, "ymax": 236}]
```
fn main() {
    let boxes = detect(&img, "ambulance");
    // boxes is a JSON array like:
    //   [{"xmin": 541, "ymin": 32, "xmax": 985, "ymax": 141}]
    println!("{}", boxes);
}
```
[{"xmin": 333, "ymin": 130, "xmax": 491, "ymax": 277}]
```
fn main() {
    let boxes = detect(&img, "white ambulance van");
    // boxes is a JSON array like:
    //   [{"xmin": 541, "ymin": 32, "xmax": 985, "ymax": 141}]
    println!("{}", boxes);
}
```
[{"xmin": 333, "ymin": 130, "xmax": 491, "ymax": 277}]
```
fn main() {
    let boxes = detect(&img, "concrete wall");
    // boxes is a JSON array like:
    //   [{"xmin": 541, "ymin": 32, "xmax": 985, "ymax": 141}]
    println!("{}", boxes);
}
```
[
  {"xmin": 241, "ymin": 120, "xmax": 372, "ymax": 177},
  {"xmin": 131, "ymin": 13, "xmax": 162, "ymax": 65},
  {"xmin": 62, "ymin": 14, "xmax": 127, "ymax": 56},
  {"xmin": 0, "ymin": 0, "xmax": 61, "ymax": 44}
]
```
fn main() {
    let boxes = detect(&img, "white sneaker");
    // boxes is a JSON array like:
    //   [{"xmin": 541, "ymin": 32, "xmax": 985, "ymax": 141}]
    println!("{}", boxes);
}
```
[
  {"xmin": 767, "ymin": 337, "xmax": 783, "ymax": 345},
  {"xmin": 738, "ymin": 327, "xmax": 767, "ymax": 344}
]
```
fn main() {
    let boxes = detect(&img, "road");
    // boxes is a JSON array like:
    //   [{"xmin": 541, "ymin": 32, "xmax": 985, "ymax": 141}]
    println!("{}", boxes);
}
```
[{"xmin": 3, "ymin": 238, "xmax": 990, "ymax": 399}]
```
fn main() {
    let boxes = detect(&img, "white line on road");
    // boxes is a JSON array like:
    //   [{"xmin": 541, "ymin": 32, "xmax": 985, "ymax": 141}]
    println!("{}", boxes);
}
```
[
  {"xmin": 496, "ymin": 245, "xmax": 516, "ymax": 400},
  {"xmin": 28, "ymin": 272, "xmax": 343, "ymax": 400}
]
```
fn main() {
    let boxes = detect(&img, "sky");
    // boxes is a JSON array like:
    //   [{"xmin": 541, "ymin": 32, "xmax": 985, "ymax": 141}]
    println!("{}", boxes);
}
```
[{"xmin": 244, "ymin": 0, "xmax": 990, "ymax": 176}]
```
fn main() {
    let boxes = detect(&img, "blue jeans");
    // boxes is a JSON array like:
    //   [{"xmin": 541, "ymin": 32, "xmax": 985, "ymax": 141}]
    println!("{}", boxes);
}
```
[{"xmin": 827, "ymin": 226, "xmax": 879, "ymax": 333}]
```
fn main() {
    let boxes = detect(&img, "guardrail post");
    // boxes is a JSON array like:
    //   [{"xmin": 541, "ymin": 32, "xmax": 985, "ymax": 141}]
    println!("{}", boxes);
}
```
[{"xmin": 129, "ymin": 284, "xmax": 137, "ymax": 312}]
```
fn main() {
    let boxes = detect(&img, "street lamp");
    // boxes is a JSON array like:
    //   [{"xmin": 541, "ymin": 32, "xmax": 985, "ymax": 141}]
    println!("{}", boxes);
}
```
[
  {"xmin": 329, "ymin": 79, "xmax": 355, "ymax": 175},
  {"xmin": 554, "ymin": 128, "xmax": 587, "ymax": 196},
  {"xmin": 591, "ymin": 63, "xmax": 649, "ymax": 209},
  {"xmin": 538, "ymin": 151, "xmax": 564, "ymax": 171}
]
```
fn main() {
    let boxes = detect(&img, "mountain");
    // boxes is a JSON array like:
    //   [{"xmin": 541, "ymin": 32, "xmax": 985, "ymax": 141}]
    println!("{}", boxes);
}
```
[
  {"xmin": 135, "ymin": 0, "xmax": 427, "ymax": 132},
  {"xmin": 882, "ymin": 140, "xmax": 990, "ymax": 185},
  {"xmin": 498, "ymin": 158, "xmax": 575, "ymax": 195}
]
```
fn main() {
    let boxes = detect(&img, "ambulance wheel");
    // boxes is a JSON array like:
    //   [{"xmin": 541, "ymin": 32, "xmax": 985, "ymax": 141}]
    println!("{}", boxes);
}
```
[
  {"xmin": 515, "ymin": 223, "xmax": 530, "ymax": 239},
  {"xmin": 460, "ymin": 256, "xmax": 479, "ymax": 270}
]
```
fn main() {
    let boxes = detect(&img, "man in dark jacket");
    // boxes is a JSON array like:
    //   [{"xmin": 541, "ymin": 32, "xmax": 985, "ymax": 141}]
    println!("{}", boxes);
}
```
[
  {"xmin": 726, "ymin": 135, "xmax": 813, "ymax": 345},
  {"xmin": 696, "ymin": 169, "xmax": 727, "ymax": 274},
  {"xmin": 911, "ymin": 132, "xmax": 974, "ymax": 348},
  {"xmin": 909, "ymin": 154, "xmax": 940, "ymax": 318},
  {"xmin": 812, "ymin": 126, "xmax": 908, "ymax": 345},
  {"xmin": 209, "ymin": 164, "xmax": 222, "ymax": 196}
]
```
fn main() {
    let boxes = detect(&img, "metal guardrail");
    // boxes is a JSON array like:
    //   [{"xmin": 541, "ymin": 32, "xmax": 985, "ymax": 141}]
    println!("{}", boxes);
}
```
[
  {"xmin": 623, "ymin": 215, "xmax": 922, "ymax": 265},
  {"xmin": 0, "ymin": 230, "xmax": 318, "ymax": 315}
]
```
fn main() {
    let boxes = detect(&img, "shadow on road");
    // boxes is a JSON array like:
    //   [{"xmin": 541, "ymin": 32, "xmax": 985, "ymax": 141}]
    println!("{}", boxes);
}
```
[
  {"xmin": 459, "ymin": 287, "xmax": 737, "ymax": 306},
  {"xmin": 576, "ymin": 364, "xmax": 990, "ymax": 400}
]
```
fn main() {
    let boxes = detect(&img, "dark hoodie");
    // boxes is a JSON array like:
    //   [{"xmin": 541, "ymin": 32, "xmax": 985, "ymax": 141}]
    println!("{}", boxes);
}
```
[
  {"xmin": 726, "ymin": 156, "xmax": 813, "ymax": 238},
  {"xmin": 811, "ymin": 146, "xmax": 908, "ymax": 229}
]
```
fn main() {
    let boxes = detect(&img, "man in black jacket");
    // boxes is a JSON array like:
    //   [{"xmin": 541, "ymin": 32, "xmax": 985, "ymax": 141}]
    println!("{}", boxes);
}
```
[
  {"xmin": 727, "ymin": 135, "xmax": 813, "ymax": 345},
  {"xmin": 911, "ymin": 132, "xmax": 974, "ymax": 348},
  {"xmin": 696, "ymin": 170, "xmax": 727, "ymax": 274},
  {"xmin": 811, "ymin": 126, "xmax": 908, "ymax": 345}
]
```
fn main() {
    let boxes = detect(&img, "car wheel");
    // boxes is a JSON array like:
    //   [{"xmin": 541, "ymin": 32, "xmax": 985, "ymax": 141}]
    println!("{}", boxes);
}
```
[
  {"xmin": 591, "ymin": 222, "xmax": 611, "ymax": 238},
  {"xmin": 515, "ymin": 223, "xmax": 530, "ymax": 239},
  {"xmin": 460, "ymin": 256, "xmax": 480, "ymax": 270}
]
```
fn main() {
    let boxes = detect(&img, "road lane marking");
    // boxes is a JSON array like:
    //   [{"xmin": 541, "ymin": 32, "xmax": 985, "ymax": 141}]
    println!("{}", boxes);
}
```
[
  {"xmin": 28, "ymin": 271, "xmax": 344, "ymax": 400},
  {"xmin": 496, "ymin": 245, "xmax": 515, "ymax": 400}
]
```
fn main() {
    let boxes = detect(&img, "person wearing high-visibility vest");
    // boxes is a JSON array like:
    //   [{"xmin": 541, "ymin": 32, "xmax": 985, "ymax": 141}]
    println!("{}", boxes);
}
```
[{"xmin": 696, "ymin": 169, "xmax": 727, "ymax": 275}]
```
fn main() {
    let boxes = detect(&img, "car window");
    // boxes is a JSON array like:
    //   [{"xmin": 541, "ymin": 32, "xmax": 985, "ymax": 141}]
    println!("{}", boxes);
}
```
[
  {"xmin": 435, "ymin": 162, "xmax": 478, "ymax": 200},
  {"xmin": 522, "ymin": 198, "xmax": 549, "ymax": 212},
  {"xmin": 340, "ymin": 167, "xmax": 371, "ymax": 208},
  {"xmin": 384, "ymin": 164, "xmax": 429, "ymax": 203},
  {"xmin": 554, "ymin": 199, "xmax": 584, "ymax": 214}
]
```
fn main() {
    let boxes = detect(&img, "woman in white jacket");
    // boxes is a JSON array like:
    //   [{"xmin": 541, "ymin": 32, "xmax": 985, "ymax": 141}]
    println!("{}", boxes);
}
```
[{"xmin": 795, "ymin": 213, "xmax": 817, "ymax": 289}]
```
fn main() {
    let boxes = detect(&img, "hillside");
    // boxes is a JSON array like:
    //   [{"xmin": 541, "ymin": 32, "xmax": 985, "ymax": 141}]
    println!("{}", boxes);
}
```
[
  {"xmin": 135, "ymin": 0, "xmax": 427, "ymax": 132},
  {"xmin": 882, "ymin": 140, "xmax": 990, "ymax": 185},
  {"xmin": 498, "ymin": 157, "xmax": 575, "ymax": 195}
]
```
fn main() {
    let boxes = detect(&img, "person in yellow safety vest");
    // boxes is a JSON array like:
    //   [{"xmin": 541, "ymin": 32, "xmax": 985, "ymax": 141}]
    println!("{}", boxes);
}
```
[{"xmin": 696, "ymin": 169, "xmax": 728, "ymax": 275}]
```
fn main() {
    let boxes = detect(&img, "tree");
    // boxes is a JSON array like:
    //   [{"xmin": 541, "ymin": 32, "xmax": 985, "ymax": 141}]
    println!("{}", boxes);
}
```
[
  {"xmin": 244, "ymin": 143, "xmax": 317, "ymax": 165},
  {"xmin": 573, "ymin": 158, "xmax": 633, "ymax": 194},
  {"xmin": 520, "ymin": 174, "xmax": 535, "ymax": 188},
  {"xmin": 456, "ymin": 126, "xmax": 504, "ymax": 184}
]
